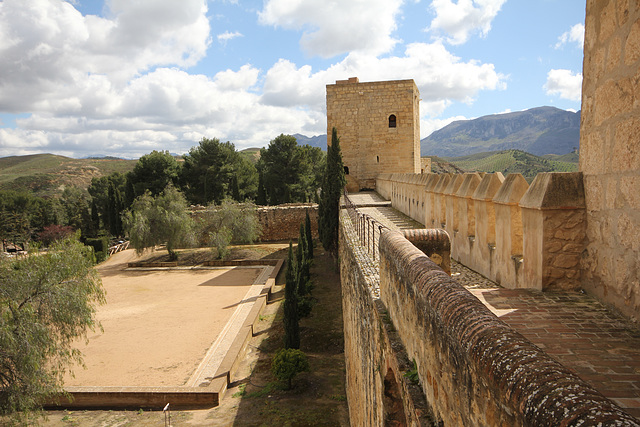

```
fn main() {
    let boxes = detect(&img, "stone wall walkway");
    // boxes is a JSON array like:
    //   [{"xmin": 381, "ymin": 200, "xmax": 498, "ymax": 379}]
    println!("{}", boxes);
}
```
[{"xmin": 347, "ymin": 192, "xmax": 640, "ymax": 419}]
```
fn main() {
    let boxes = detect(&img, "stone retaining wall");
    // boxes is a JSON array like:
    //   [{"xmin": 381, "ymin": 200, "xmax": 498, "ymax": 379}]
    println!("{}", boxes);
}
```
[{"xmin": 256, "ymin": 204, "xmax": 318, "ymax": 242}]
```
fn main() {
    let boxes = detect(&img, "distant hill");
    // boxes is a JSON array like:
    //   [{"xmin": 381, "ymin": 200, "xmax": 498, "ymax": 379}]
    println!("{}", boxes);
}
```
[
  {"xmin": 240, "ymin": 147, "xmax": 261, "ymax": 164},
  {"xmin": 293, "ymin": 134, "xmax": 327, "ymax": 151},
  {"xmin": 423, "ymin": 156, "xmax": 466, "ymax": 174},
  {"xmin": 440, "ymin": 149, "xmax": 578, "ymax": 182},
  {"xmin": 421, "ymin": 106, "xmax": 580, "ymax": 157},
  {"xmin": 0, "ymin": 153, "xmax": 136, "ymax": 196}
]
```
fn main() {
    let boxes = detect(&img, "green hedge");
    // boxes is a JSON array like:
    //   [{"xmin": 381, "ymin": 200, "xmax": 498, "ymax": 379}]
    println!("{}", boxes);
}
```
[{"xmin": 85, "ymin": 237, "xmax": 108, "ymax": 263}]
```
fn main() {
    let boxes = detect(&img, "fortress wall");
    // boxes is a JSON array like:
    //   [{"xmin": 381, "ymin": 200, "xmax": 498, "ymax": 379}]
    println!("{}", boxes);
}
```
[
  {"xmin": 376, "ymin": 229, "xmax": 635, "ymax": 425},
  {"xmin": 256, "ymin": 204, "xmax": 318, "ymax": 242},
  {"xmin": 375, "ymin": 172, "xmax": 586, "ymax": 291},
  {"xmin": 339, "ymin": 211, "xmax": 433, "ymax": 426},
  {"xmin": 580, "ymin": 0, "xmax": 640, "ymax": 322}
]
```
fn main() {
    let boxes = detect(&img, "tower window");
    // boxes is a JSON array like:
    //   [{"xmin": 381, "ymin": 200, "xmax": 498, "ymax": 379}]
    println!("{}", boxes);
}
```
[
  {"xmin": 388, "ymin": 114, "xmax": 397, "ymax": 128},
  {"xmin": 376, "ymin": 156, "xmax": 380, "ymax": 163},
  {"xmin": 344, "ymin": 166, "xmax": 349, "ymax": 175}
]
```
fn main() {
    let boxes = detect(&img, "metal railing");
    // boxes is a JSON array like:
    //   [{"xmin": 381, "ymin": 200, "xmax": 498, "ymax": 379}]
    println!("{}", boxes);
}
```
[{"xmin": 343, "ymin": 190, "xmax": 388, "ymax": 262}]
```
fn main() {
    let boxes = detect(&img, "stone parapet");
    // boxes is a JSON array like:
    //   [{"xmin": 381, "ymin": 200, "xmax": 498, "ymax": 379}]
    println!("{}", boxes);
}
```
[
  {"xmin": 519, "ymin": 172, "xmax": 586, "ymax": 291},
  {"xmin": 492, "ymin": 173, "xmax": 529, "ymax": 288},
  {"xmin": 376, "ymin": 172, "xmax": 591, "ymax": 292},
  {"xmin": 471, "ymin": 173, "xmax": 505, "ymax": 279},
  {"xmin": 377, "ymin": 229, "xmax": 636, "ymax": 426},
  {"xmin": 453, "ymin": 173, "xmax": 482, "ymax": 266}
]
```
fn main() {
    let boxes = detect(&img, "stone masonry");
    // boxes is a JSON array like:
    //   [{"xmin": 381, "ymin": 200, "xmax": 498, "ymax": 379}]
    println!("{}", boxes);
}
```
[
  {"xmin": 580, "ymin": 0, "xmax": 640, "ymax": 322},
  {"xmin": 326, "ymin": 78, "xmax": 421, "ymax": 192}
]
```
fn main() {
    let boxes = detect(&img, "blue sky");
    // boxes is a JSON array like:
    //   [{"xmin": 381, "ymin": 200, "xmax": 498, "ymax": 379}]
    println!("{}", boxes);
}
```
[{"xmin": 0, "ymin": 0, "xmax": 585, "ymax": 158}]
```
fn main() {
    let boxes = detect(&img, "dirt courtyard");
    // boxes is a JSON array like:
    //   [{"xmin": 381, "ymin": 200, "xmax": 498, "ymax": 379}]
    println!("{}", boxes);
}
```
[{"xmin": 64, "ymin": 249, "xmax": 265, "ymax": 387}]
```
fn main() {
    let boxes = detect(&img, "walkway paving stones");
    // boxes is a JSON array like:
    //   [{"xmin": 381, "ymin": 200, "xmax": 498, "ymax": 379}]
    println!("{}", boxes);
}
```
[{"xmin": 345, "ymin": 194, "xmax": 640, "ymax": 419}]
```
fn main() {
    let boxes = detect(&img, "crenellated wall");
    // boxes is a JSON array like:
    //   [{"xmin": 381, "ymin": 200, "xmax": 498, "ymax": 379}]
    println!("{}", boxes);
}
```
[
  {"xmin": 377, "ymin": 172, "xmax": 587, "ymax": 292},
  {"xmin": 339, "ymin": 210, "xmax": 636, "ymax": 425}
]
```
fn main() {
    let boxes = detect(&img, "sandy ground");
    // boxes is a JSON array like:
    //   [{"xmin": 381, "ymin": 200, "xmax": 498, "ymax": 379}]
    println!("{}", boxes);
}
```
[{"xmin": 63, "ymin": 249, "xmax": 263, "ymax": 387}]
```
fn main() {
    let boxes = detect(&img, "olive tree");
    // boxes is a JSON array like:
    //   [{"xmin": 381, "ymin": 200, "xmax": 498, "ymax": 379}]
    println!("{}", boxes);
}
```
[
  {"xmin": 197, "ymin": 200, "xmax": 261, "ymax": 259},
  {"xmin": 122, "ymin": 184, "xmax": 194, "ymax": 261},
  {"xmin": 0, "ymin": 239, "xmax": 105, "ymax": 424}
]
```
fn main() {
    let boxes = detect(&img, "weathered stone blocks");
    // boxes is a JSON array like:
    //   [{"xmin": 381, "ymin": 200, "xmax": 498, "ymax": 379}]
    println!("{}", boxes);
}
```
[
  {"xmin": 581, "ymin": 0, "xmax": 640, "ymax": 322},
  {"xmin": 327, "ymin": 79, "xmax": 420, "ymax": 192}
]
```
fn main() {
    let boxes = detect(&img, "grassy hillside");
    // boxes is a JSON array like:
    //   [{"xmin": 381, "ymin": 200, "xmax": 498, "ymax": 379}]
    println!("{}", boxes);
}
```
[
  {"xmin": 240, "ymin": 147, "xmax": 261, "ymax": 164},
  {"xmin": 423, "ymin": 156, "xmax": 466, "ymax": 174},
  {"xmin": 0, "ymin": 154, "xmax": 137, "ymax": 196},
  {"xmin": 442, "ymin": 150, "xmax": 578, "ymax": 181}
]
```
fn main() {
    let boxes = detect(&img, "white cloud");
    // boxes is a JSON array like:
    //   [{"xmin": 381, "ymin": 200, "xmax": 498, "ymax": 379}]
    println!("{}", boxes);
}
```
[
  {"xmin": 258, "ymin": 0, "xmax": 402, "ymax": 57},
  {"xmin": 0, "ymin": 0, "xmax": 508, "ymax": 158},
  {"xmin": 261, "ymin": 41, "xmax": 506, "ymax": 117},
  {"xmin": 544, "ymin": 69, "xmax": 583, "ymax": 102},
  {"xmin": 429, "ymin": 0, "xmax": 506, "ymax": 45},
  {"xmin": 0, "ymin": 0, "xmax": 210, "ymax": 113},
  {"xmin": 555, "ymin": 23, "xmax": 585, "ymax": 49},
  {"xmin": 421, "ymin": 115, "xmax": 469, "ymax": 139},
  {"xmin": 217, "ymin": 31, "xmax": 243, "ymax": 45}
]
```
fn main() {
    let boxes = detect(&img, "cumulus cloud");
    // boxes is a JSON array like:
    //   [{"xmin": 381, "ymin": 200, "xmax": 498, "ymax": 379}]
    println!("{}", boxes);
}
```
[
  {"xmin": 258, "ymin": 0, "xmax": 402, "ymax": 57},
  {"xmin": 0, "ymin": 0, "xmax": 508, "ymax": 158},
  {"xmin": 261, "ymin": 41, "xmax": 506, "ymax": 117},
  {"xmin": 429, "ymin": 0, "xmax": 506, "ymax": 45},
  {"xmin": 217, "ymin": 31, "xmax": 243, "ymax": 45},
  {"xmin": 555, "ymin": 23, "xmax": 585, "ymax": 49},
  {"xmin": 0, "ymin": 0, "xmax": 210, "ymax": 113},
  {"xmin": 544, "ymin": 69, "xmax": 583, "ymax": 101}
]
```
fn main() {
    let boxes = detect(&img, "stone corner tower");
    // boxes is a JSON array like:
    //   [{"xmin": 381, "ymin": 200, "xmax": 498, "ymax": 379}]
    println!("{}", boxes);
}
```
[{"xmin": 326, "ymin": 77, "xmax": 421, "ymax": 192}]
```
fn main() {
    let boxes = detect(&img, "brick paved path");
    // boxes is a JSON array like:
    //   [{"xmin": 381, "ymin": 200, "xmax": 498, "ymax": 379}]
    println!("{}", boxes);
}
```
[{"xmin": 347, "ymin": 193, "xmax": 640, "ymax": 419}]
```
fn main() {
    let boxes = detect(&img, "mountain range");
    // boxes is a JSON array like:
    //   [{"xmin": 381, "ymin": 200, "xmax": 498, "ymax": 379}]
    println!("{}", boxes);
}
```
[
  {"xmin": 295, "ymin": 106, "xmax": 580, "ymax": 157},
  {"xmin": 420, "ymin": 106, "xmax": 580, "ymax": 157}
]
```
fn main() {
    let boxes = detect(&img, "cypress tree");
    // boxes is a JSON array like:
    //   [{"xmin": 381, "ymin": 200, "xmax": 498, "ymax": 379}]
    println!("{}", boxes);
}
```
[
  {"xmin": 305, "ymin": 209, "xmax": 313, "ymax": 259},
  {"xmin": 296, "ymin": 223, "xmax": 313, "ymax": 318},
  {"xmin": 231, "ymin": 175, "xmax": 241, "ymax": 202},
  {"xmin": 318, "ymin": 127, "xmax": 346, "ymax": 253},
  {"xmin": 284, "ymin": 241, "xmax": 300, "ymax": 349},
  {"xmin": 90, "ymin": 199, "xmax": 100, "ymax": 235},
  {"xmin": 256, "ymin": 172, "xmax": 267, "ymax": 205}
]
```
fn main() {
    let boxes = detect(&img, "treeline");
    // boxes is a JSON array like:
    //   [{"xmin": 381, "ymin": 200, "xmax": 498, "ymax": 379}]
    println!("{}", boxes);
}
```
[{"xmin": 0, "ymin": 134, "xmax": 325, "ymax": 249}]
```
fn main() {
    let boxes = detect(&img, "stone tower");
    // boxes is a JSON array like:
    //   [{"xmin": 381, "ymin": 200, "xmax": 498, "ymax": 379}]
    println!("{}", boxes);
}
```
[{"xmin": 326, "ymin": 78, "xmax": 421, "ymax": 192}]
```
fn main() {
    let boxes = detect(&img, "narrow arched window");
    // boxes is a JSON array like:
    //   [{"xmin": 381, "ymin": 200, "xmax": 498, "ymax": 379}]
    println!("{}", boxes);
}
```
[
  {"xmin": 344, "ymin": 166, "xmax": 349, "ymax": 175},
  {"xmin": 388, "ymin": 114, "xmax": 396, "ymax": 128}
]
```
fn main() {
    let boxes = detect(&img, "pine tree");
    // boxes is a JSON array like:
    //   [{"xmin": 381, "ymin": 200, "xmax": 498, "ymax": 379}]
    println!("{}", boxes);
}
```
[
  {"xmin": 305, "ymin": 209, "xmax": 313, "ymax": 259},
  {"xmin": 318, "ymin": 127, "xmax": 346, "ymax": 253},
  {"xmin": 283, "ymin": 241, "xmax": 300, "ymax": 349}
]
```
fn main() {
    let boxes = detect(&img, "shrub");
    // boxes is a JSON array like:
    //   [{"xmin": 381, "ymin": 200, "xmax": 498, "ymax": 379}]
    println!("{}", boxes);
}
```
[
  {"xmin": 85, "ymin": 237, "xmax": 109, "ymax": 263},
  {"xmin": 271, "ymin": 348, "xmax": 310, "ymax": 390}
]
